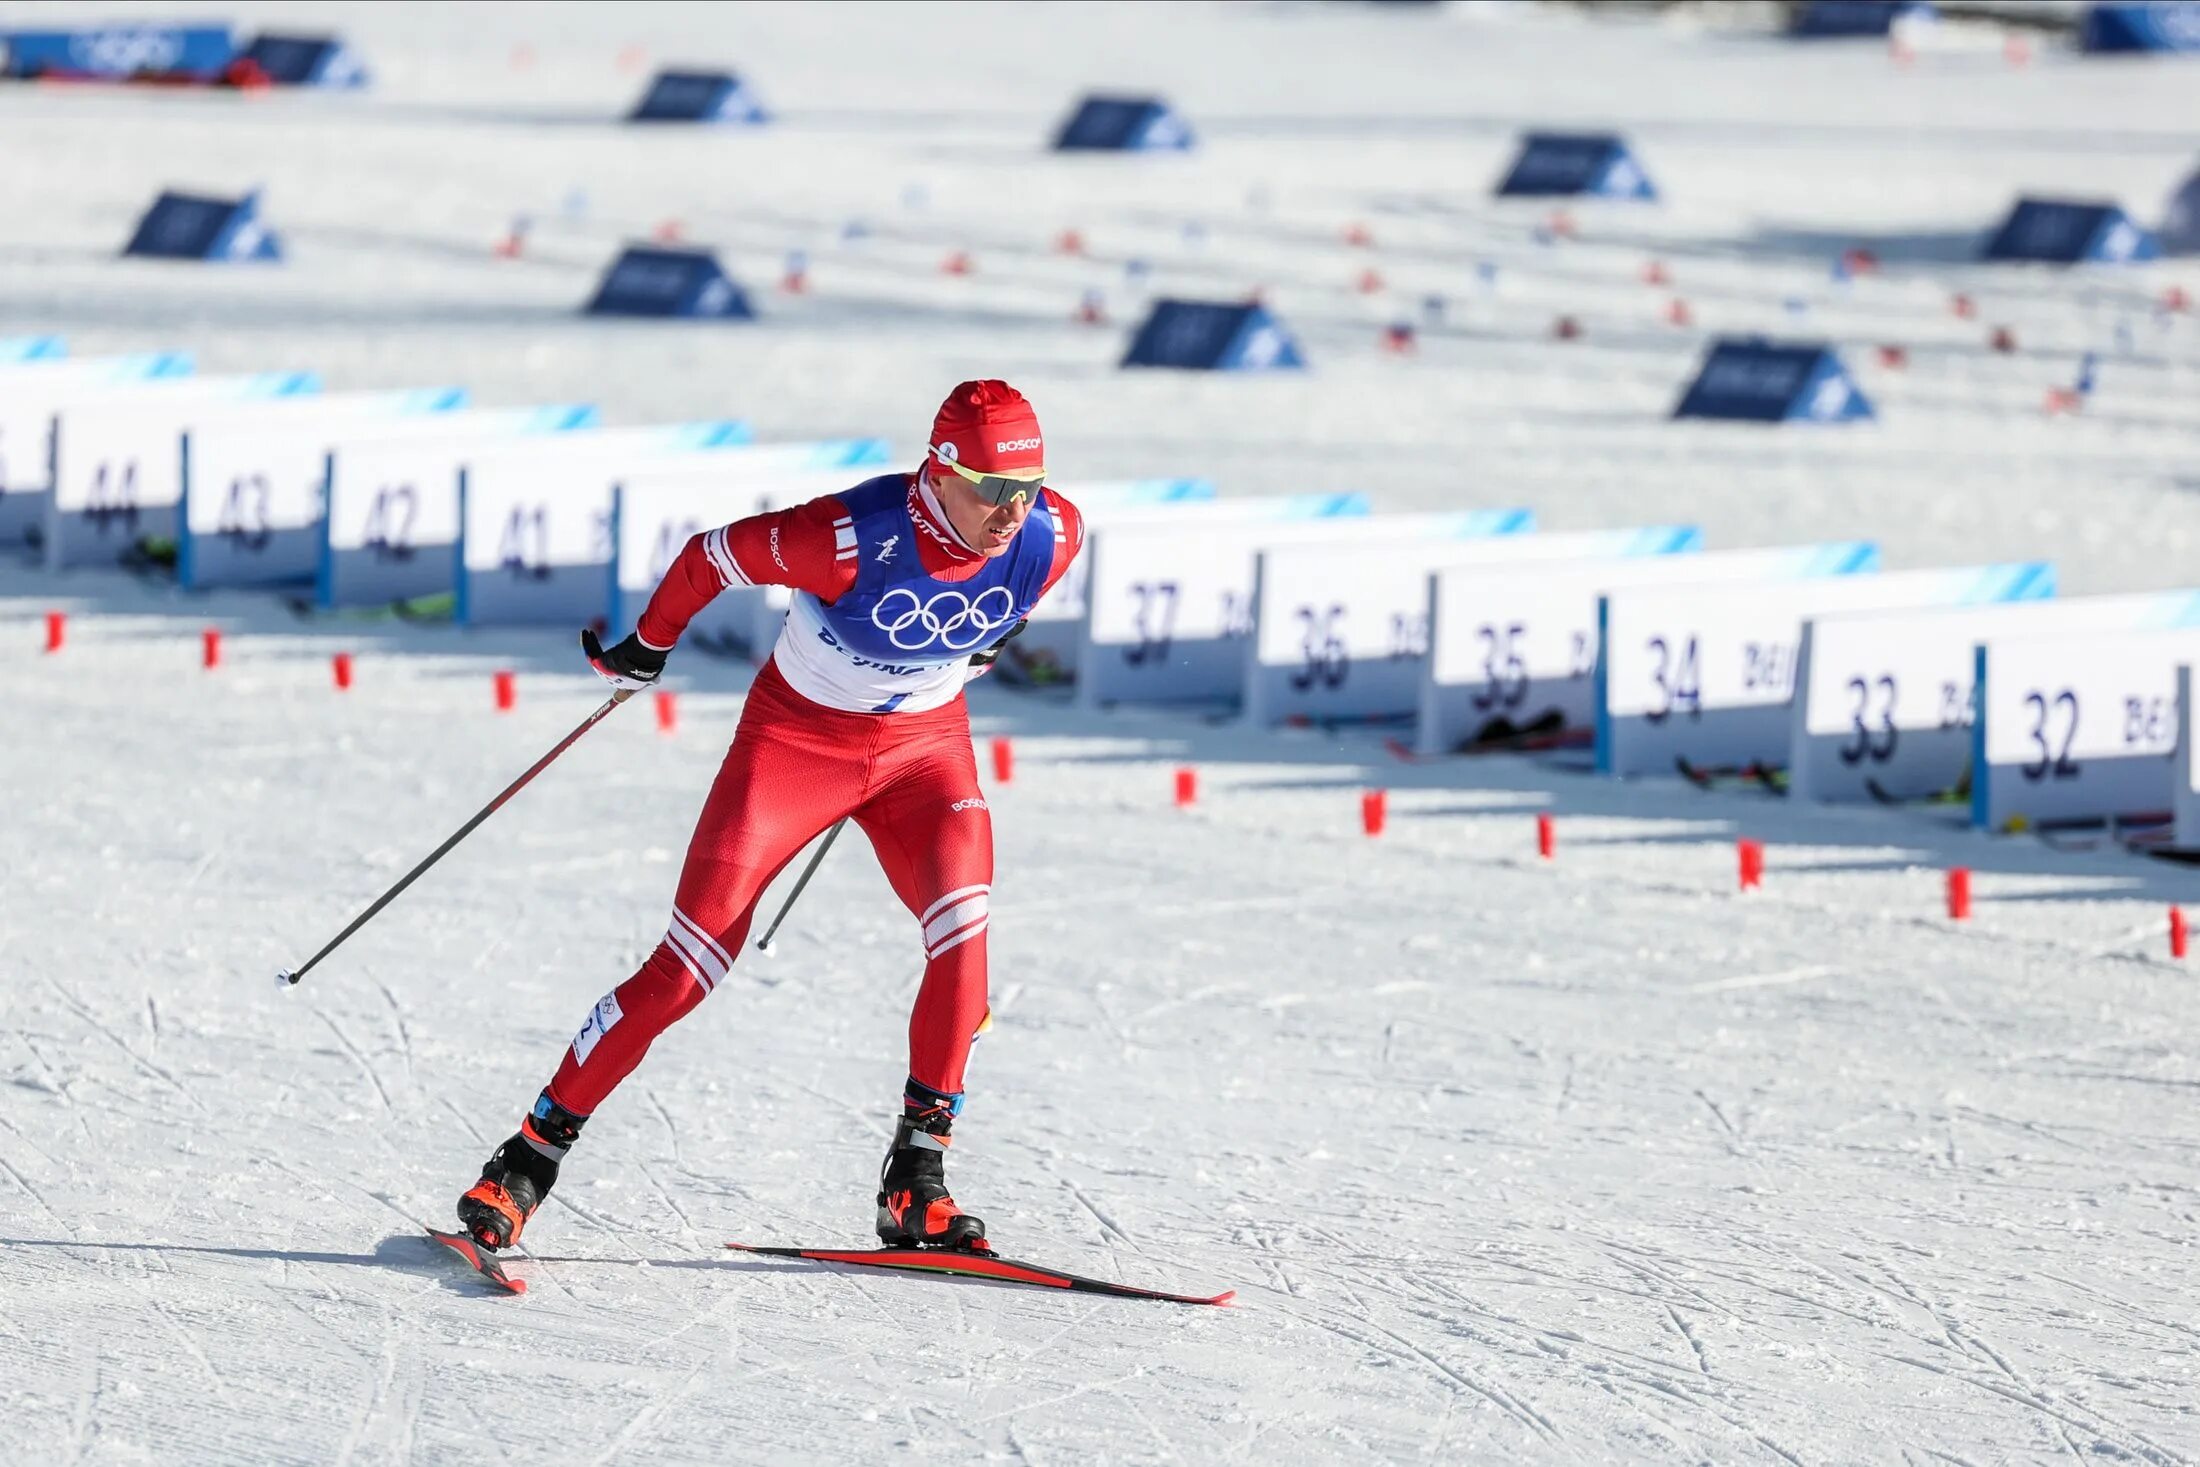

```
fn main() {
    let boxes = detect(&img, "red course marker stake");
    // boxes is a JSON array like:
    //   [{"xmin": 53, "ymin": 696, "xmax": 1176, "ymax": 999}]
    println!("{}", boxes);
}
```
[
  {"xmin": 654, "ymin": 688, "xmax": 678, "ymax": 735},
  {"xmin": 990, "ymin": 736, "xmax": 1013, "ymax": 784},
  {"xmin": 493, "ymin": 669, "xmax": 516, "ymax": 712},
  {"xmin": 1174, "ymin": 767, "xmax": 1197, "ymax": 808},
  {"xmin": 1536, "ymin": 812, "xmax": 1555, "ymax": 860},
  {"xmin": 1737, "ymin": 838, "xmax": 1765, "ymax": 892},
  {"xmin": 2171, "ymin": 906, "xmax": 2188, "ymax": 960},
  {"xmin": 1946, "ymin": 867, "xmax": 1971, "ymax": 921},
  {"xmin": 201, "ymin": 628, "xmax": 222, "ymax": 670},
  {"xmin": 332, "ymin": 651, "xmax": 354, "ymax": 691},
  {"xmin": 43, "ymin": 610, "xmax": 64, "ymax": 653},
  {"xmin": 1361, "ymin": 789, "xmax": 1387, "ymax": 837}
]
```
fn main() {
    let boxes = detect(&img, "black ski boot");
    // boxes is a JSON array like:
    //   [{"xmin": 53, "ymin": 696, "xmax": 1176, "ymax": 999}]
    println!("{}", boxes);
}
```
[
  {"xmin": 457, "ymin": 1092, "xmax": 586, "ymax": 1250},
  {"xmin": 877, "ymin": 1101, "xmax": 988, "ymax": 1252}
]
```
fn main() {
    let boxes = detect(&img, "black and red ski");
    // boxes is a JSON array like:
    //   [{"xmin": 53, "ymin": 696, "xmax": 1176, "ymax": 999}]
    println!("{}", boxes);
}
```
[
  {"xmin": 427, "ymin": 1227, "xmax": 526, "ymax": 1294},
  {"xmin": 726, "ymin": 1242, "xmax": 1233, "ymax": 1306}
]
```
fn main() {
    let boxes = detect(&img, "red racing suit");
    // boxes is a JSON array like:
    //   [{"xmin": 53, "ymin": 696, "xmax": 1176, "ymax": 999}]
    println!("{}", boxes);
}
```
[{"xmin": 541, "ymin": 472, "xmax": 1083, "ymax": 1120}]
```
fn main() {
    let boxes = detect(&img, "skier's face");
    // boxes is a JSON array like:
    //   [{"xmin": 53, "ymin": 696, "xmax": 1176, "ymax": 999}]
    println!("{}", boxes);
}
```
[{"xmin": 930, "ymin": 466, "xmax": 1033, "ymax": 558}]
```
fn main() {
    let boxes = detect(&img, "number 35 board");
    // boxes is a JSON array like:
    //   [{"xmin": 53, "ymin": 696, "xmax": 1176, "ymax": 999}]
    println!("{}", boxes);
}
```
[
  {"xmin": 1788, "ymin": 591, "xmax": 2200, "ymax": 804},
  {"xmin": 1416, "ymin": 543, "xmax": 1879, "ymax": 757},
  {"xmin": 1972, "ymin": 627, "xmax": 2200, "ymax": 832},
  {"xmin": 1244, "ymin": 526, "xmax": 1700, "ymax": 728},
  {"xmin": 1076, "ymin": 508, "xmax": 1533, "ymax": 710},
  {"xmin": 1597, "ymin": 563, "xmax": 2054, "ymax": 778}
]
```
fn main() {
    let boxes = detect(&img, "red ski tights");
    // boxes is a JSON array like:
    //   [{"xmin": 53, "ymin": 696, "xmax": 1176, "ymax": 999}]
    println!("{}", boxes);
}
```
[{"xmin": 541, "ymin": 659, "xmax": 994, "ymax": 1118}]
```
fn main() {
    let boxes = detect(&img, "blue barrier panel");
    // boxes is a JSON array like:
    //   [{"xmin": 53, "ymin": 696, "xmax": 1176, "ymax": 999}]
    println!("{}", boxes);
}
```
[
  {"xmin": 585, "ymin": 246, "xmax": 754, "ymax": 318},
  {"xmin": 1789, "ymin": 1, "xmax": 1935, "ymax": 35},
  {"xmin": 1495, "ymin": 132, "xmax": 1656, "ymax": 200},
  {"xmin": 1052, "ymin": 94, "xmax": 1195, "ymax": 152},
  {"xmin": 123, "ymin": 190, "xmax": 282, "ymax": 262},
  {"xmin": 2, "ymin": 23, "xmax": 234, "ymax": 78},
  {"xmin": 1121, "ymin": 299, "xmax": 1305, "ymax": 371},
  {"xmin": 239, "ymin": 33, "xmax": 368, "ymax": 87},
  {"xmin": 0, "ymin": 336, "xmax": 64, "ymax": 362},
  {"xmin": 629, "ymin": 69, "xmax": 768, "ymax": 123},
  {"xmin": 1673, "ymin": 339, "xmax": 1874, "ymax": 423},
  {"xmin": 2081, "ymin": 2, "xmax": 2200, "ymax": 52},
  {"xmin": 2166, "ymin": 168, "xmax": 2200, "ymax": 254},
  {"xmin": 1982, "ymin": 197, "xmax": 2159, "ymax": 264}
]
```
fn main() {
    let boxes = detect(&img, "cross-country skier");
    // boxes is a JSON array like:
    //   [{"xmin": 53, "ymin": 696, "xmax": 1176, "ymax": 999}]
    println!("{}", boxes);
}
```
[{"xmin": 455, "ymin": 381, "xmax": 1081, "ymax": 1255}]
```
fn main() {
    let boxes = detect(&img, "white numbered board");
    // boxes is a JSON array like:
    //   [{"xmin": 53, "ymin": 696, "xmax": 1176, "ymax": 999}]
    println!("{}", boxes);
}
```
[
  {"xmin": 1790, "ymin": 590, "xmax": 2200, "ymax": 805},
  {"xmin": 1417, "ymin": 542, "xmax": 1880, "ymax": 757},
  {"xmin": 1598, "ymin": 562, "xmax": 2054, "ymax": 779},
  {"xmin": 44, "ymin": 373, "xmax": 322, "ymax": 568},
  {"xmin": 1012, "ymin": 489, "xmax": 1367, "ymax": 686},
  {"xmin": 2175, "ymin": 666, "xmax": 2200, "ymax": 849},
  {"xmin": 0, "ymin": 353, "xmax": 194, "ymax": 544},
  {"xmin": 319, "ymin": 421, "xmax": 742, "ymax": 609},
  {"xmin": 1972, "ymin": 627, "xmax": 2200, "ymax": 832},
  {"xmin": 457, "ymin": 436, "xmax": 887, "ymax": 627},
  {"xmin": 1246, "ymin": 525, "xmax": 1701, "ymax": 728},
  {"xmin": 169, "ymin": 389, "xmax": 468, "ymax": 586},
  {"xmin": 1076, "ymin": 508, "xmax": 1534, "ymax": 710},
  {"xmin": 179, "ymin": 404, "xmax": 594, "ymax": 590}
]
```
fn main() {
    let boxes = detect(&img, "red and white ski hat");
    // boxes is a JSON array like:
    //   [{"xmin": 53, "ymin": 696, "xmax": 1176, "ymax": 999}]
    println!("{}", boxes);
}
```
[{"xmin": 929, "ymin": 379, "xmax": 1045, "ymax": 478}]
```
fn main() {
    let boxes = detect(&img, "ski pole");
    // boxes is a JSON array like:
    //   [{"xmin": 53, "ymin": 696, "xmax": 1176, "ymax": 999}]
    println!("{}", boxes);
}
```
[
  {"xmin": 756, "ymin": 818, "xmax": 847, "ymax": 955},
  {"xmin": 276, "ymin": 690, "xmax": 634, "ymax": 988}
]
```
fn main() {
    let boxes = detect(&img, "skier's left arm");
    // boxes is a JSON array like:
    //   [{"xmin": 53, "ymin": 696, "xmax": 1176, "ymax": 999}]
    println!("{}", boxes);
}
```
[{"xmin": 968, "ymin": 490, "xmax": 1084, "ymax": 676}]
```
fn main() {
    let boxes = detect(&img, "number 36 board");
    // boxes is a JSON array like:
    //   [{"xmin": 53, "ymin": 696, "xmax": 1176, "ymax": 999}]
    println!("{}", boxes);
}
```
[{"xmin": 1076, "ymin": 509, "xmax": 1533, "ymax": 710}]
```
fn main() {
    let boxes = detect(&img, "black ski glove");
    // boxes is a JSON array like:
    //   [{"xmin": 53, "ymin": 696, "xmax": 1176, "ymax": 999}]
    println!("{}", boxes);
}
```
[
  {"xmin": 581, "ymin": 628, "xmax": 669, "ymax": 691},
  {"xmin": 968, "ymin": 617, "xmax": 1029, "ymax": 672}
]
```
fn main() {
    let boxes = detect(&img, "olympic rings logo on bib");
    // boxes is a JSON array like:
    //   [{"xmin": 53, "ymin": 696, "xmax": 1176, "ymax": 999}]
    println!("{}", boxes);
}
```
[{"xmin": 870, "ymin": 586, "xmax": 1018, "ymax": 652}]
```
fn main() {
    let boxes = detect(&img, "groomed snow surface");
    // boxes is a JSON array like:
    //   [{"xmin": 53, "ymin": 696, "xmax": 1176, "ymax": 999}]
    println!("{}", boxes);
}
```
[{"xmin": 3, "ymin": 3, "xmax": 2200, "ymax": 1464}]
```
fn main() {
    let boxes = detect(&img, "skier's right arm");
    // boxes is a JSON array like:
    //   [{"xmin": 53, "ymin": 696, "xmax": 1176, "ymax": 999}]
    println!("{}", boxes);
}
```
[{"xmin": 637, "ymin": 494, "xmax": 862, "ymax": 641}]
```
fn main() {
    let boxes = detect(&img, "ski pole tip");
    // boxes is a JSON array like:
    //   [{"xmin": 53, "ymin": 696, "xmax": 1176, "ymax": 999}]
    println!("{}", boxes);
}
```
[
  {"xmin": 275, "ymin": 968, "xmax": 298, "ymax": 988},
  {"xmin": 756, "ymin": 940, "xmax": 777, "ymax": 957}
]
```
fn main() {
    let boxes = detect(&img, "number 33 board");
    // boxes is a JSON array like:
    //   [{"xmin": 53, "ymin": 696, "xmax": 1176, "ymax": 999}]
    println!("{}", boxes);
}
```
[
  {"xmin": 1417, "ymin": 543, "xmax": 1878, "ymax": 758},
  {"xmin": 1972, "ymin": 627, "xmax": 2200, "ymax": 832},
  {"xmin": 1075, "ymin": 508, "xmax": 1533, "ymax": 710},
  {"xmin": 1596, "ymin": 563, "xmax": 2054, "ymax": 779},
  {"xmin": 1789, "ymin": 591, "xmax": 2200, "ymax": 805},
  {"xmin": 1243, "ymin": 525, "xmax": 1700, "ymax": 728}
]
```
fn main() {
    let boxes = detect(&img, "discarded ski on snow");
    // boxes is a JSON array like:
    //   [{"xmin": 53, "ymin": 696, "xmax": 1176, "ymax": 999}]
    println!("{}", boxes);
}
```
[
  {"xmin": 726, "ymin": 1242, "xmax": 1233, "ymax": 1305},
  {"xmin": 427, "ymin": 1227, "xmax": 526, "ymax": 1294}
]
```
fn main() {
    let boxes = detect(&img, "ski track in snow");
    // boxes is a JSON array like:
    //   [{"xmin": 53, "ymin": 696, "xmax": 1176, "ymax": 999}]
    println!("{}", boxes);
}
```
[{"xmin": 0, "ymin": 0, "xmax": 2198, "ymax": 1462}]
